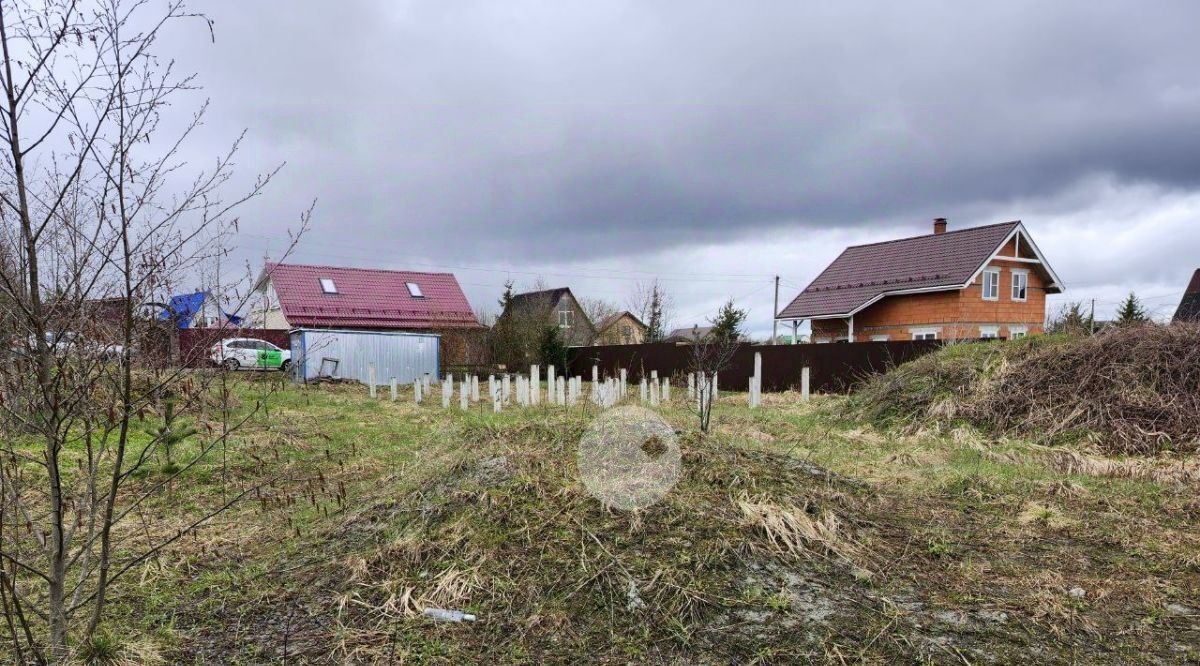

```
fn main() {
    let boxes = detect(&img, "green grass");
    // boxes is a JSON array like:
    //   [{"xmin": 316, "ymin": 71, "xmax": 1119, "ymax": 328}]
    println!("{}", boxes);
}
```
[{"xmin": 15, "ymin": 376, "xmax": 1196, "ymax": 663}]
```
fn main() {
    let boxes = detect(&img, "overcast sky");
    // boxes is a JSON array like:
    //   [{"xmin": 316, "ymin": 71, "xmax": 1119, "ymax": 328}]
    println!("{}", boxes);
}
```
[{"xmin": 162, "ymin": 1, "xmax": 1200, "ymax": 336}]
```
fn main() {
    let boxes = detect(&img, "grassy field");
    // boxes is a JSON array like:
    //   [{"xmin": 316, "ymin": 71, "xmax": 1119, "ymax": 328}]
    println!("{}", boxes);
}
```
[{"xmin": 61, "ymin": 369, "xmax": 1200, "ymax": 664}]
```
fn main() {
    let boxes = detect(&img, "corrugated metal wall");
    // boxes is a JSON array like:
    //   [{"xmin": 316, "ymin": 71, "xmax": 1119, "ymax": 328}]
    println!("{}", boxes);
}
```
[{"xmin": 290, "ymin": 329, "xmax": 440, "ymax": 385}]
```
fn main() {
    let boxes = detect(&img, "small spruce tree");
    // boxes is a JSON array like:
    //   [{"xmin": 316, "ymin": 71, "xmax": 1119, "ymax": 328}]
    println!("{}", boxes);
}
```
[
  {"xmin": 1115, "ymin": 292, "xmax": 1149, "ymax": 325},
  {"xmin": 144, "ymin": 398, "xmax": 197, "ymax": 473},
  {"xmin": 709, "ymin": 299, "xmax": 748, "ymax": 342}
]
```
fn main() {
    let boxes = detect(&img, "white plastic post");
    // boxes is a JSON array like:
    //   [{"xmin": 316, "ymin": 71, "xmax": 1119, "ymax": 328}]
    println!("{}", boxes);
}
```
[
  {"xmin": 592, "ymin": 365, "xmax": 598, "ymax": 383},
  {"xmin": 748, "ymin": 377, "xmax": 755, "ymax": 407},
  {"xmin": 460, "ymin": 381, "xmax": 469, "ymax": 410},
  {"xmin": 557, "ymin": 376, "xmax": 566, "ymax": 405},
  {"xmin": 368, "ymin": 364, "xmax": 377, "ymax": 398},
  {"xmin": 662, "ymin": 378, "xmax": 670, "ymax": 402},
  {"xmin": 801, "ymin": 366, "xmax": 810, "ymax": 402},
  {"xmin": 488, "ymin": 375, "xmax": 494, "ymax": 401},
  {"xmin": 531, "ymin": 365, "xmax": 539, "ymax": 405},
  {"xmin": 493, "ymin": 382, "xmax": 501, "ymax": 413},
  {"xmin": 443, "ymin": 377, "xmax": 451, "ymax": 408},
  {"xmin": 472, "ymin": 375, "xmax": 480, "ymax": 402},
  {"xmin": 390, "ymin": 377, "xmax": 397, "ymax": 401},
  {"xmin": 502, "ymin": 374, "xmax": 510, "ymax": 403},
  {"xmin": 547, "ymin": 365, "xmax": 556, "ymax": 404},
  {"xmin": 687, "ymin": 372, "xmax": 695, "ymax": 399},
  {"xmin": 414, "ymin": 380, "xmax": 422, "ymax": 404},
  {"xmin": 620, "ymin": 369, "xmax": 627, "ymax": 398}
]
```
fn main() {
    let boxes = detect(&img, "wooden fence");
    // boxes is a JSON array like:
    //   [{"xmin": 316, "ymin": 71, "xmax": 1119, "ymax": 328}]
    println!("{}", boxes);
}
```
[{"xmin": 566, "ymin": 340, "xmax": 942, "ymax": 394}]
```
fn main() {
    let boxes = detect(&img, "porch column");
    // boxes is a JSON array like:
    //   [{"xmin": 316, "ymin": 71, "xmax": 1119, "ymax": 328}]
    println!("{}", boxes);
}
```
[
  {"xmin": 792, "ymin": 320, "xmax": 799, "ymax": 344},
  {"xmin": 847, "ymin": 316, "xmax": 855, "ymax": 342}
]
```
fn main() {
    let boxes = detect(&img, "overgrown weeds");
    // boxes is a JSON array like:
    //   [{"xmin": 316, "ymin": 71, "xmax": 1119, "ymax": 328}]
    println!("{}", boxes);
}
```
[{"xmin": 851, "ymin": 325, "xmax": 1200, "ymax": 454}]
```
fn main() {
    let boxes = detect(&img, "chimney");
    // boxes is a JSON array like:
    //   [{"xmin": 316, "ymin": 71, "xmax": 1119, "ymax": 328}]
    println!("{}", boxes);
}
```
[{"xmin": 933, "ymin": 218, "xmax": 948, "ymax": 235}]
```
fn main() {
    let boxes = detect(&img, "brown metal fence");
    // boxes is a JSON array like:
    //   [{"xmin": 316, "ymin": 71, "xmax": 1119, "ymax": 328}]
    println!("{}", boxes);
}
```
[
  {"xmin": 566, "ymin": 340, "xmax": 942, "ymax": 393},
  {"xmin": 177, "ymin": 328, "xmax": 291, "ymax": 368}
]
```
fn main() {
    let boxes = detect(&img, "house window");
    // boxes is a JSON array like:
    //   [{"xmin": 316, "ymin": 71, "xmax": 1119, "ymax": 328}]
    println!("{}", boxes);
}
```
[
  {"xmin": 870, "ymin": 334, "xmax": 889, "ymax": 342},
  {"xmin": 982, "ymin": 268, "xmax": 1000, "ymax": 301},
  {"xmin": 319, "ymin": 278, "xmax": 337, "ymax": 294},
  {"xmin": 1010, "ymin": 326, "xmax": 1028, "ymax": 339},
  {"xmin": 979, "ymin": 326, "xmax": 999, "ymax": 340},
  {"xmin": 911, "ymin": 328, "xmax": 940, "ymax": 341},
  {"xmin": 406, "ymin": 282, "xmax": 424, "ymax": 298},
  {"xmin": 1011, "ymin": 270, "xmax": 1028, "ymax": 301},
  {"xmin": 621, "ymin": 324, "xmax": 633, "ymax": 343},
  {"xmin": 558, "ymin": 309, "xmax": 573, "ymax": 328}
]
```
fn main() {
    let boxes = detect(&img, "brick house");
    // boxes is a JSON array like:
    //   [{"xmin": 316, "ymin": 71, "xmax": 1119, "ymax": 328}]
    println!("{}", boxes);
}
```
[
  {"xmin": 776, "ymin": 219, "xmax": 1064, "ymax": 342},
  {"xmin": 251, "ymin": 262, "xmax": 485, "ymax": 368}
]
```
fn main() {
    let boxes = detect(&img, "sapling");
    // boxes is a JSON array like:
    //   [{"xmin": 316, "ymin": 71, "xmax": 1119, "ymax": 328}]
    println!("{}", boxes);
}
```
[{"xmin": 144, "ymin": 398, "xmax": 198, "ymax": 473}]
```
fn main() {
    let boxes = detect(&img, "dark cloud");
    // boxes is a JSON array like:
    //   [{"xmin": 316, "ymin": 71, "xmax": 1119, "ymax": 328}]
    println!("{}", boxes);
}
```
[{"xmin": 156, "ymin": 0, "xmax": 1200, "ymax": 322}]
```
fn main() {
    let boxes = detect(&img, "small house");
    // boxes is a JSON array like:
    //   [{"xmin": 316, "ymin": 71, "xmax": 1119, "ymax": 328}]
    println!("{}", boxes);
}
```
[{"xmin": 593, "ymin": 311, "xmax": 647, "ymax": 345}]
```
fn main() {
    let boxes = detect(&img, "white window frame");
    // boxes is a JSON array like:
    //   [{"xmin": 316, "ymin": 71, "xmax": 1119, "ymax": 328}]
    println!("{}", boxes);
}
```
[
  {"xmin": 910, "ymin": 327, "xmax": 940, "ymax": 341},
  {"xmin": 1011, "ymin": 269, "xmax": 1028, "ymax": 302},
  {"xmin": 1009, "ymin": 325, "xmax": 1028, "ymax": 339},
  {"xmin": 979, "ymin": 325, "xmax": 999, "ymax": 340},
  {"xmin": 406, "ymin": 282, "xmax": 424, "ymax": 298},
  {"xmin": 558, "ymin": 309, "xmax": 573, "ymax": 328},
  {"xmin": 319, "ymin": 278, "xmax": 337, "ymax": 294},
  {"xmin": 981, "ymin": 268, "xmax": 1000, "ymax": 301},
  {"xmin": 870, "ymin": 334, "xmax": 890, "ymax": 342}
]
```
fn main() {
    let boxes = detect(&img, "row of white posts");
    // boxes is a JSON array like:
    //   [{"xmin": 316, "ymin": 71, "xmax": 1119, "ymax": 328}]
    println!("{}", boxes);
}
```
[{"xmin": 367, "ymin": 359, "xmax": 809, "ymax": 413}]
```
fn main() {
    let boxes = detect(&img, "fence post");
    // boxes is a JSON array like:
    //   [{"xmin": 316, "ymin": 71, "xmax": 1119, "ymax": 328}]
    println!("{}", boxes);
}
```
[
  {"xmin": 414, "ymin": 379, "xmax": 422, "ymax": 404},
  {"xmin": 801, "ymin": 366, "xmax": 810, "ymax": 402},
  {"xmin": 531, "ymin": 365, "xmax": 539, "ymax": 405},
  {"xmin": 368, "ymin": 364, "xmax": 377, "ymax": 398},
  {"xmin": 389, "ymin": 377, "xmax": 397, "ymax": 401}
]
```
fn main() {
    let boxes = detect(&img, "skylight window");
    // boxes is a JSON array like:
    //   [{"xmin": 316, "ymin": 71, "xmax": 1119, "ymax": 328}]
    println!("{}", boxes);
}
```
[
  {"xmin": 319, "ymin": 278, "xmax": 337, "ymax": 294},
  {"xmin": 406, "ymin": 282, "xmax": 424, "ymax": 298}
]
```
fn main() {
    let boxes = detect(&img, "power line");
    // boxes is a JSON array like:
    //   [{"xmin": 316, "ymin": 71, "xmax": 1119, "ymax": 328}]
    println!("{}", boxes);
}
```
[{"xmin": 236, "ymin": 232, "xmax": 773, "ymax": 283}]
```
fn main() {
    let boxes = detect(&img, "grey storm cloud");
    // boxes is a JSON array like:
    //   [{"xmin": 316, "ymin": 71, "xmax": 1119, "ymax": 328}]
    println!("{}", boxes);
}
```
[{"xmin": 162, "ymin": 0, "xmax": 1200, "ymax": 268}]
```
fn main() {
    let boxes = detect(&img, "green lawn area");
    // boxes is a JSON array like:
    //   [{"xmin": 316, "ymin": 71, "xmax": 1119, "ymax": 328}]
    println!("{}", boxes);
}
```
[{"xmin": 72, "ymin": 376, "xmax": 1200, "ymax": 664}]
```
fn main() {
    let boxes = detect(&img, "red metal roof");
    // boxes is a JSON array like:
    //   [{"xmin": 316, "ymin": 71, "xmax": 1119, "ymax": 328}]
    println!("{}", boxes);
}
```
[
  {"xmin": 263, "ymin": 262, "xmax": 481, "ymax": 330},
  {"xmin": 778, "ymin": 221, "xmax": 1034, "ymax": 320}
]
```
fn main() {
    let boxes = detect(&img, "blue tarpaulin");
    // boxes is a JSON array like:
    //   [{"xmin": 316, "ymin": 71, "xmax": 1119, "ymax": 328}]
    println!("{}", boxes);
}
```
[
  {"xmin": 159, "ymin": 292, "xmax": 208, "ymax": 329},
  {"xmin": 159, "ymin": 292, "xmax": 243, "ymax": 329}
]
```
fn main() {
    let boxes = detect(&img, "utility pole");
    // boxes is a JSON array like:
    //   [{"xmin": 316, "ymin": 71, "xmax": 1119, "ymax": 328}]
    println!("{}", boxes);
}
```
[
  {"xmin": 771, "ymin": 275, "xmax": 780, "ymax": 345},
  {"xmin": 1090, "ymin": 298, "xmax": 1096, "ymax": 335}
]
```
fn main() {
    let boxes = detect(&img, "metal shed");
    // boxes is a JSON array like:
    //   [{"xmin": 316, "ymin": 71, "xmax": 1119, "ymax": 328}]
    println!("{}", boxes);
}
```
[{"xmin": 289, "ymin": 329, "xmax": 440, "ymax": 385}]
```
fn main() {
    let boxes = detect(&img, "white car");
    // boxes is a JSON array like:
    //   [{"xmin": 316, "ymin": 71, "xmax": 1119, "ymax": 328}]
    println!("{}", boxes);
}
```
[{"xmin": 210, "ymin": 338, "xmax": 291, "ymax": 372}]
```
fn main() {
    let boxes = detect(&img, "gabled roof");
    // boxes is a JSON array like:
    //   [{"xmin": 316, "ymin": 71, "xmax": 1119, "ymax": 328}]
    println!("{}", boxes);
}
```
[
  {"xmin": 260, "ymin": 262, "xmax": 480, "ymax": 330},
  {"xmin": 664, "ymin": 325, "xmax": 714, "ymax": 342},
  {"xmin": 1173, "ymin": 269, "xmax": 1200, "ymax": 323},
  {"xmin": 595, "ymin": 311, "xmax": 645, "ymax": 334},
  {"xmin": 777, "ymin": 221, "xmax": 1063, "ymax": 320},
  {"xmin": 507, "ymin": 287, "xmax": 573, "ymax": 313}
]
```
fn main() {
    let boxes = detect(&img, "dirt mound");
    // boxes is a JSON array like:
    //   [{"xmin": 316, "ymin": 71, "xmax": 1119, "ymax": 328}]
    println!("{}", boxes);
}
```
[{"xmin": 852, "ymin": 324, "xmax": 1200, "ymax": 454}]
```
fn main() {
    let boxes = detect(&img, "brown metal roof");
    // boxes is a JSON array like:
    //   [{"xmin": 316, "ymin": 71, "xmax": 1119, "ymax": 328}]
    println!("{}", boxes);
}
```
[
  {"xmin": 777, "ymin": 221, "xmax": 1024, "ymax": 320},
  {"xmin": 1173, "ymin": 269, "xmax": 1200, "ymax": 323}
]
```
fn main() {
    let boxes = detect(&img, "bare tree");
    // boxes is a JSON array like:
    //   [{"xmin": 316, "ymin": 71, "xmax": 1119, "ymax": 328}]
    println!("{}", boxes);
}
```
[
  {"xmin": 686, "ymin": 326, "xmax": 740, "ymax": 433},
  {"xmin": 628, "ymin": 279, "xmax": 673, "ymax": 342},
  {"xmin": 0, "ymin": 1, "xmax": 307, "ymax": 660},
  {"xmin": 579, "ymin": 296, "xmax": 618, "ymax": 328}
]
